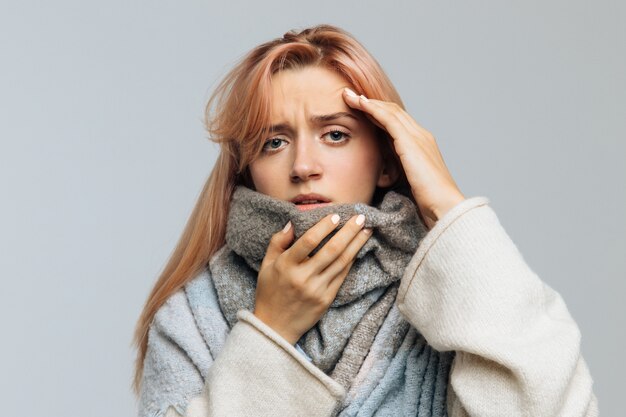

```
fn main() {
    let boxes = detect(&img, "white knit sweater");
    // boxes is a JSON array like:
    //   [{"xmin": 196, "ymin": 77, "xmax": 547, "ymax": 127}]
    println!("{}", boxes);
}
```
[{"xmin": 150, "ymin": 196, "xmax": 598, "ymax": 416}]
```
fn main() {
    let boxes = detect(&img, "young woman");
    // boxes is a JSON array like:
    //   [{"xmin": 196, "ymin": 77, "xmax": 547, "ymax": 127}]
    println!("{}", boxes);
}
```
[{"xmin": 132, "ymin": 24, "xmax": 598, "ymax": 417}]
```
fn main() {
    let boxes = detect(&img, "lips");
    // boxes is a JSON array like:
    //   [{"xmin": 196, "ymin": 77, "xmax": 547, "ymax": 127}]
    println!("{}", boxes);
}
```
[
  {"xmin": 294, "ymin": 202, "xmax": 332, "ymax": 211},
  {"xmin": 289, "ymin": 193, "xmax": 332, "ymax": 205}
]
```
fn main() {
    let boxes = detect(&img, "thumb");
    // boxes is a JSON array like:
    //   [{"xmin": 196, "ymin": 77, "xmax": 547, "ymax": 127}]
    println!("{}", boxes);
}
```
[{"xmin": 263, "ymin": 221, "xmax": 294, "ymax": 265}]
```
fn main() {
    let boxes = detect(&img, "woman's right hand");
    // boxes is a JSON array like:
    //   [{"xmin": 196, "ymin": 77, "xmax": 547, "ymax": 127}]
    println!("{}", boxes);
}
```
[{"xmin": 253, "ymin": 213, "xmax": 372, "ymax": 345}]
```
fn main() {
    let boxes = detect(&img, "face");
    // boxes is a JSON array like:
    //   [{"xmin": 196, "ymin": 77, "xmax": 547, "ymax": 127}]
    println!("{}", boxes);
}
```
[{"xmin": 248, "ymin": 65, "xmax": 396, "ymax": 210}]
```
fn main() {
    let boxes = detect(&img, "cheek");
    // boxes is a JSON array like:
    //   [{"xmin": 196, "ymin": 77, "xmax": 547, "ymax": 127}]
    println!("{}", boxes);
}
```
[
  {"xmin": 248, "ymin": 161, "xmax": 270, "ymax": 190},
  {"xmin": 341, "ymin": 140, "xmax": 383, "ymax": 178},
  {"xmin": 248, "ymin": 158, "xmax": 289, "ymax": 194}
]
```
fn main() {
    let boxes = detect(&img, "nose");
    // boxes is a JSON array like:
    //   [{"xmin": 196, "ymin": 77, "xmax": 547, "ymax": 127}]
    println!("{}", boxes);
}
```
[{"xmin": 289, "ymin": 137, "xmax": 322, "ymax": 183}]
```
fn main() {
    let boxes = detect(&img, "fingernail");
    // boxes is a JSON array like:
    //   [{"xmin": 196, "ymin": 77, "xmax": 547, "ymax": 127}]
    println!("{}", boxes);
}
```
[
  {"xmin": 363, "ymin": 228, "xmax": 373, "ymax": 235},
  {"xmin": 356, "ymin": 214, "xmax": 365, "ymax": 226},
  {"xmin": 282, "ymin": 221, "xmax": 292, "ymax": 233},
  {"xmin": 359, "ymin": 94, "xmax": 369, "ymax": 102},
  {"xmin": 344, "ymin": 87, "xmax": 358, "ymax": 98},
  {"xmin": 331, "ymin": 214, "xmax": 340, "ymax": 224}
]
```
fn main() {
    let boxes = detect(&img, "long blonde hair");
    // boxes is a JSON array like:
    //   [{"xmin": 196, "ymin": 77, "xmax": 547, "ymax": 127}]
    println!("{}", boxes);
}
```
[{"xmin": 131, "ymin": 23, "xmax": 414, "ymax": 396}]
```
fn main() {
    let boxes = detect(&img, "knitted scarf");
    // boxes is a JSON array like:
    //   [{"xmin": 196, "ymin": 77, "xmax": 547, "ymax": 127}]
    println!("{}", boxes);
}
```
[{"xmin": 208, "ymin": 185, "xmax": 454, "ymax": 416}]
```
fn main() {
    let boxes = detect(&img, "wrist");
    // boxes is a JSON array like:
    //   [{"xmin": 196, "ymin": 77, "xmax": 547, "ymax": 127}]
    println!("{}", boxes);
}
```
[
  {"xmin": 433, "ymin": 194, "xmax": 466, "ymax": 221},
  {"xmin": 252, "ymin": 310, "xmax": 301, "ymax": 345}
]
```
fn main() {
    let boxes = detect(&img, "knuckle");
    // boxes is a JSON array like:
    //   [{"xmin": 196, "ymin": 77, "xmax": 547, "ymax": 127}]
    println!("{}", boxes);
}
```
[
  {"xmin": 323, "ymin": 239, "xmax": 342, "ymax": 254},
  {"xmin": 410, "ymin": 133, "xmax": 422, "ymax": 143},
  {"xmin": 320, "ymin": 293, "xmax": 334, "ymax": 306},
  {"xmin": 288, "ymin": 268, "xmax": 308, "ymax": 287},
  {"xmin": 316, "ymin": 288, "xmax": 333, "ymax": 305},
  {"xmin": 313, "ymin": 290, "xmax": 327, "ymax": 305},
  {"xmin": 297, "ymin": 280, "xmax": 325, "ymax": 304},
  {"xmin": 290, "ymin": 276, "xmax": 307, "ymax": 292},
  {"xmin": 300, "ymin": 283, "xmax": 319, "ymax": 301},
  {"xmin": 270, "ymin": 231, "xmax": 282, "ymax": 243},
  {"xmin": 301, "ymin": 234, "xmax": 319, "ymax": 249},
  {"xmin": 273, "ymin": 257, "xmax": 285, "ymax": 272},
  {"xmin": 337, "ymin": 251, "xmax": 354, "ymax": 266}
]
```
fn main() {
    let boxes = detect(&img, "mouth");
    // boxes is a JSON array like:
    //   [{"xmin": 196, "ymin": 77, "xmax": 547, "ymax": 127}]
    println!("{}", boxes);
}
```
[
  {"xmin": 294, "ymin": 201, "xmax": 333, "ymax": 211},
  {"xmin": 290, "ymin": 193, "xmax": 333, "ymax": 211}
]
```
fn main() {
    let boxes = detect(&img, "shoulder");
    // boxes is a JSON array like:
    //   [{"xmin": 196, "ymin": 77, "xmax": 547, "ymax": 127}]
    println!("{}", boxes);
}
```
[
  {"xmin": 149, "ymin": 283, "xmax": 207, "ymax": 364},
  {"xmin": 149, "ymin": 248, "xmax": 235, "ymax": 365},
  {"xmin": 140, "ymin": 264, "xmax": 229, "ymax": 417},
  {"xmin": 183, "ymin": 262, "xmax": 226, "ymax": 316},
  {"xmin": 184, "ymin": 259, "xmax": 231, "ymax": 358},
  {"xmin": 141, "ymin": 276, "xmax": 208, "ymax": 417},
  {"xmin": 152, "ymin": 262, "xmax": 224, "ymax": 333},
  {"xmin": 149, "ymin": 265, "xmax": 227, "ymax": 371}
]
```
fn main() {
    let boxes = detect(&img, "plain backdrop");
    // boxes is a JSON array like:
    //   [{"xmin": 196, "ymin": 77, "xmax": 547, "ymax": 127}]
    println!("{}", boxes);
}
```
[{"xmin": 0, "ymin": 1, "xmax": 623, "ymax": 416}]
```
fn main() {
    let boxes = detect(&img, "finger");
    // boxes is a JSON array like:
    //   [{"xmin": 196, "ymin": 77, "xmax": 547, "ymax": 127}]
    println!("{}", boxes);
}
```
[
  {"xmin": 283, "ymin": 213, "xmax": 340, "ymax": 264},
  {"xmin": 391, "ymin": 106, "xmax": 434, "ymax": 140},
  {"xmin": 386, "ymin": 108, "xmax": 448, "ymax": 169},
  {"xmin": 324, "ymin": 258, "xmax": 354, "ymax": 300},
  {"xmin": 342, "ymin": 88, "xmax": 385, "ymax": 130},
  {"xmin": 302, "ymin": 214, "xmax": 366, "ymax": 276},
  {"xmin": 261, "ymin": 221, "xmax": 294, "ymax": 267},
  {"xmin": 346, "ymin": 90, "xmax": 448, "ymax": 172},
  {"xmin": 321, "ymin": 227, "xmax": 372, "ymax": 286},
  {"xmin": 343, "ymin": 90, "xmax": 409, "ymax": 149},
  {"xmin": 391, "ymin": 112, "xmax": 449, "ymax": 169},
  {"xmin": 343, "ymin": 88, "xmax": 433, "ymax": 143},
  {"xmin": 366, "ymin": 99, "xmax": 423, "ymax": 144}
]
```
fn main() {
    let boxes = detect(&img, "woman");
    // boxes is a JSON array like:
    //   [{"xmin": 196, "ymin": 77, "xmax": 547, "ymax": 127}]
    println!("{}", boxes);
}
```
[{"xmin": 132, "ymin": 24, "xmax": 598, "ymax": 416}]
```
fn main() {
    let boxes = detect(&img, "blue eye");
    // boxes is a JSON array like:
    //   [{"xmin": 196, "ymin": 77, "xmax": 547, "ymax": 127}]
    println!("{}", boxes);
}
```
[
  {"xmin": 261, "ymin": 129, "xmax": 351, "ymax": 154},
  {"xmin": 262, "ymin": 138, "xmax": 286, "ymax": 152},
  {"xmin": 324, "ymin": 129, "xmax": 351, "ymax": 143}
]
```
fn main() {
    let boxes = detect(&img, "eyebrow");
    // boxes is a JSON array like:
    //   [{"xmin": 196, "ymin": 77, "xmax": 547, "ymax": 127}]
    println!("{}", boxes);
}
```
[{"xmin": 267, "ymin": 112, "xmax": 358, "ymax": 133}]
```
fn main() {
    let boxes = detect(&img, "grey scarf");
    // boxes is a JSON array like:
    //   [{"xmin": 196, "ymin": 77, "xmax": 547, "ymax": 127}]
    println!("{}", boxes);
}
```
[
  {"xmin": 211, "ymin": 185, "xmax": 439, "ymax": 390},
  {"xmin": 137, "ymin": 184, "xmax": 455, "ymax": 417}
]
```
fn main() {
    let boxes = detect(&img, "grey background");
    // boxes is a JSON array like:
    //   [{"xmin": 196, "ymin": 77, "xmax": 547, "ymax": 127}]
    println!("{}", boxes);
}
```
[{"xmin": 1, "ymin": 1, "xmax": 623, "ymax": 416}]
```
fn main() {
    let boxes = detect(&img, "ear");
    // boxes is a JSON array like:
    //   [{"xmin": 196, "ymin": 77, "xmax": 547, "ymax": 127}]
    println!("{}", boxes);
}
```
[
  {"xmin": 376, "ymin": 156, "xmax": 400, "ymax": 188},
  {"xmin": 374, "ymin": 132, "xmax": 401, "ymax": 188},
  {"xmin": 240, "ymin": 166, "xmax": 257, "ymax": 191}
]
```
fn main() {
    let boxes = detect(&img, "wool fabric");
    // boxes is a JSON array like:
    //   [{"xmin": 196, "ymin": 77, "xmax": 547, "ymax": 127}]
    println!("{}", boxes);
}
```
[
  {"xmin": 212, "ymin": 185, "xmax": 435, "ymax": 380},
  {"xmin": 138, "ymin": 189, "xmax": 599, "ymax": 417}
]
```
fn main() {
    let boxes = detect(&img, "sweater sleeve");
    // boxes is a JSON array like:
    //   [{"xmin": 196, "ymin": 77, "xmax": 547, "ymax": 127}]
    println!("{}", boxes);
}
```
[
  {"xmin": 395, "ymin": 196, "xmax": 599, "ymax": 416},
  {"xmin": 296, "ymin": 342, "xmax": 314, "ymax": 362},
  {"xmin": 144, "ymin": 305, "xmax": 345, "ymax": 417}
]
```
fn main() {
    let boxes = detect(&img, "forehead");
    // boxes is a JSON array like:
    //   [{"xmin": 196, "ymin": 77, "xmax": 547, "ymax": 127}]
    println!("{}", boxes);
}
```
[{"xmin": 269, "ymin": 66, "xmax": 358, "ymax": 121}]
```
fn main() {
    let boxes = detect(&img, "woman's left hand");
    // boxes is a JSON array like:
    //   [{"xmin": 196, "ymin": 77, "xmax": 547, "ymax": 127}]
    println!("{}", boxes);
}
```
[{"xmin": 343, "ymin": 87, "xmax": 466, "ymax": 230}]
